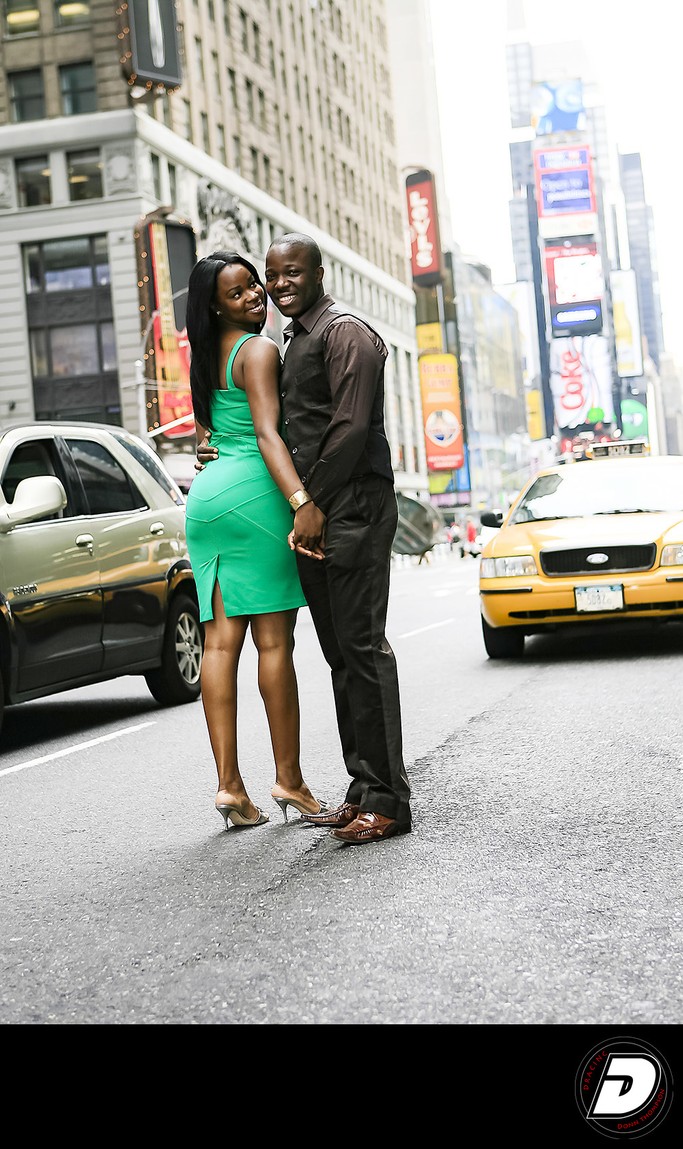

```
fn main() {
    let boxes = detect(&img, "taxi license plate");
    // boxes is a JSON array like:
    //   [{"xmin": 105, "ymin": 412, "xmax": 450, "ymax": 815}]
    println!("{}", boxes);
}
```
[{"xmin": 575, "ymin": 584, "xmax": 624, "ymax": 612}]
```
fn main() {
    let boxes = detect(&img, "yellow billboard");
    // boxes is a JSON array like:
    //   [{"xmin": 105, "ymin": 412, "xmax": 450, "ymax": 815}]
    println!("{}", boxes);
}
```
[
  {"xmin": 418, "ymin": 353, "xmax": 464, "ymax": 470},
  {"xmin": 416, "ymin": 323, "xmax": 443, "ymax": 352},
  {"xmin": 526, "ymin": 389, "xmax": 546, "ymax": 441}
]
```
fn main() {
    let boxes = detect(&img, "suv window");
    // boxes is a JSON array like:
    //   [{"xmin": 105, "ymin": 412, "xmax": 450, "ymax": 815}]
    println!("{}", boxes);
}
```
[
  {"xmin": 115, "ymin": 434, "xmax": 185, "ymax": 507},
  {"xmin": 0, "ymin": 439, "xmax": 70, "ymax": 518},
  {"xmin": 67, "ymin": 438, "xmax": 147, "ymax": 514}
]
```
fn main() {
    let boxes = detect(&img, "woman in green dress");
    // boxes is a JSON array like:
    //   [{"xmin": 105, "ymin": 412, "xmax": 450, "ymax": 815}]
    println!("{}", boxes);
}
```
[{"xmin": 185, "ymin": 251, "xmax": 327, "ymax": 830}]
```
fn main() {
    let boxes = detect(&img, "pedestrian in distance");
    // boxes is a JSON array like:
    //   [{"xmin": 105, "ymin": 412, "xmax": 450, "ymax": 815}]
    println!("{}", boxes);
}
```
[
  {"xmin": 184, "ymin": 250, "xmax": 329, "ymax": 831},
  {"xmin": 197, "ymin": 232, "xmax": 411, "ymax": 845}
]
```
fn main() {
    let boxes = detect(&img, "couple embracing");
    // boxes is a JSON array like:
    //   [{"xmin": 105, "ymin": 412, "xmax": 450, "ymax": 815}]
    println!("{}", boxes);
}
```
[{"xmin": 184, "ymin": 232, "xmax": 411, "ymax": 846}]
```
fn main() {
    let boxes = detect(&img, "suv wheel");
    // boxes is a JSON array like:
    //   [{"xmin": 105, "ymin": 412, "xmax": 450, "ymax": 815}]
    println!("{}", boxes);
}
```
[
  {"xmin": 481, "ymin": 617, "xmax": 524, "ymax": 659},
  {"xmin": 145, "ymin": 594, "xmax": 203, "ymax": 705}
]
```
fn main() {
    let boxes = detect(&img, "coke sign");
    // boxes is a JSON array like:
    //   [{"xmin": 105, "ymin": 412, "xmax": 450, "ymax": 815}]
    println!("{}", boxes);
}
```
[{"xmin": 405, "ymin": 169, "xmax": 442, "ymax": 286}]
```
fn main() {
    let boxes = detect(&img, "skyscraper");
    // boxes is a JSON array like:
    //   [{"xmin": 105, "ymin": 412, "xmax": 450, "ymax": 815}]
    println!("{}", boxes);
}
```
[{"xmin": 619, "ymin": 152, "xmax": 664, "ymax": 372}]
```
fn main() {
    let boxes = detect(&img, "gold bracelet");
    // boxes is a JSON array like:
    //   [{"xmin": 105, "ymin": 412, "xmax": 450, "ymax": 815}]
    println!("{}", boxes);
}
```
[{"xmin": 288, "ymin": 488, "xmax": 312, "ymax": 511}]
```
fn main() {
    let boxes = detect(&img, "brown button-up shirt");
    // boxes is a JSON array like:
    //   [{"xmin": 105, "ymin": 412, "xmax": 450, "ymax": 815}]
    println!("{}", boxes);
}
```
[{"xmin": 281, "ymin": 293, "xmax": 394, "ymax": 514}]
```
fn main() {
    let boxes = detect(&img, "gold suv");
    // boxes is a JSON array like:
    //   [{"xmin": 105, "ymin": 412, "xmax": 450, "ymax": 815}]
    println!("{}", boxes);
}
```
[
  {"xmin": 0, "ymin": 422, "xmax": 203, "ymax": 740},
  {"xmin": 479, "ymin": 448, "xmax": 683, "ymax": 658}
]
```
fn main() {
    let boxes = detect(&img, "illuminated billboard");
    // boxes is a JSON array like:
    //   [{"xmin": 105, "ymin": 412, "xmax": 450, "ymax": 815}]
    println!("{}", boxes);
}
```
[
  {"xmin": 405, "ymin": 169, "xmax": 443, "ymax": 287},
  {"xmin": 119, "ymin": 0, "xmax": 182, "ymax": 94},
  {"xmin": 531, "ymin": 79, "xmax": 585, "ymax": 136},
  {"xmin": 534, "ymin": 145, "xmax": 596, "ymax": 220},
  {"xmin": 418, "ymin": 353, "xmax": 464, "ymax": 470},
  {"xmin": 136, "ymin": 213, "xmax": 196, "ymax": 439},
  {"xmin": 610, "ymin": 268, "xmax": 644, "ymax": 378},
  {"xmin": 549, "ymin": 336, "xmax": 615, "ymax": 431},
  {"xmin": 544, "ymin": 238, "xmax": 604, "ymax": 337}
]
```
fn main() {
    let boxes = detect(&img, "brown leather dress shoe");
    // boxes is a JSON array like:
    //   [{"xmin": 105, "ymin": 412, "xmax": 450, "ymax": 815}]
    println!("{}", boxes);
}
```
[
  {"xmin": 331, "ymin": 811, "xmax": 411, "ymax": 844},
  {"xmin": 299, "ymin": 802, "xmax": 360, "ymax": 828}
]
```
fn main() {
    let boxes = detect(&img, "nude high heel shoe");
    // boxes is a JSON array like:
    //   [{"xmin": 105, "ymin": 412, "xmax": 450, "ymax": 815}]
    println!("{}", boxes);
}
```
[
  {"xmin": 271, "ymin": 789, "xmax": 331, "ymax": 823},
  {"xmin": 216, "ymin": 803, "xmax": 269, "ymax": 829}
]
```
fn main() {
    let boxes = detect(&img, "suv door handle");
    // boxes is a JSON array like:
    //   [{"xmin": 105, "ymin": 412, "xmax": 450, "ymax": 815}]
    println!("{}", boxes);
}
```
[
  {"xmin": 149, "ymin": 521, "xmax": 165, "ymax": 535},
  {"xmin": 75, "ymin": 533, "xmax": 94, "ymax": 553}
]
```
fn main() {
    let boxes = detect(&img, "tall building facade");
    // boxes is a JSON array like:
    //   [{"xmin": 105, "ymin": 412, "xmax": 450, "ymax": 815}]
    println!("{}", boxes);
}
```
[
  {"xmin": 0, "ymin": 0, "xmax": 428, "ymax": 495},
  {"xmin": 619, "ymin": 152, "xmax": 664, "ymax": 371}
]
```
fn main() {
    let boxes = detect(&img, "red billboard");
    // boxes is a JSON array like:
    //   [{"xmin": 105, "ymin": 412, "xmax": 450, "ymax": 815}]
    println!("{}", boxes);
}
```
[
  {"xmin": 405, "ymin": 169, "xmax": 442, "ymax": 286},
  {"xmin": 533, "ymin": 145, "xmax": 597, "ymax": 221},
  {"xmin": 136, "ymin": 214, "xmax": 196, "ymax": 439}
]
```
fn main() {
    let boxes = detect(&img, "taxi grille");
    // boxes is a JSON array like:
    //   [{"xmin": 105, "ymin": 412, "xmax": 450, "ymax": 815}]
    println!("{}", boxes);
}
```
[{"xmin": 540, "ymin": 544, "xmax": 656, "ymax": 576}]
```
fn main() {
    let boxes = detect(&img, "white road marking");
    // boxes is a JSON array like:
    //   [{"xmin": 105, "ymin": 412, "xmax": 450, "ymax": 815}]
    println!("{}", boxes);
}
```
[
  {"xmin": 398, "ymin": 619, "xmax": 455, "ymax": 638},
  {"xmin": 0, "ymin": 721, "xmax": 157, "ymax": 778}
]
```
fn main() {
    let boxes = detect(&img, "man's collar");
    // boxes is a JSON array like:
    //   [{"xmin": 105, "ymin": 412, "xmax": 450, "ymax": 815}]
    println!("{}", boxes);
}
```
[{"xmin": 282, "ymin": 293, "xmax": 335, "ymax": 341}]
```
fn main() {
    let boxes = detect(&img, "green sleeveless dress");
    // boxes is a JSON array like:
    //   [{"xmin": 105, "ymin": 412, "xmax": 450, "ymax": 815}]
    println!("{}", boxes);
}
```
[{"xmin": 185, "ymin": 333, "xmax": 306, "ymax": 621}]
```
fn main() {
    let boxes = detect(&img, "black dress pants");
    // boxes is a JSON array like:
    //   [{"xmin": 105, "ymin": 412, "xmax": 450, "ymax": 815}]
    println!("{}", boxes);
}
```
[{"xmin": 296, "ymin": 475, "xmax": 411, "ymax": 826}]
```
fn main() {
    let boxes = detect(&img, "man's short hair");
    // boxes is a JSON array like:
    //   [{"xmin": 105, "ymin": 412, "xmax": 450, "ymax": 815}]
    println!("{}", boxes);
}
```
[{"xmin": 269, "ymin": 232, "xmax": 322, "ymax": 269}]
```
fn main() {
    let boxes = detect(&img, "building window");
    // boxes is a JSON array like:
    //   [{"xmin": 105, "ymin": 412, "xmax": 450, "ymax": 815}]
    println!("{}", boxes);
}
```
[
  {"xmin": 232, "ymin": 136, "xmax": 241, "ymax": 174},
  {"xmin": 22, "ymin": 236, "xmax": 117, "ymax": 422},
  {"xmin": 29, "ymin": 329, "xmax": 48, "ymax": 376},
  {"xmin": 67, "ymin": 149, "xmax": 103, "ymax": 201},
  {"xmin": 16, "ymin": 154, "xmax": 51, "ymax": 207},
  {"xmin": 54, "ymin": 0, "xmax": 90, "ymax": 28},
  {"xmin": 245, "ymin": 79, "xmax": 254, "ymax": 121},
  {"xmin": 201, "ymin": 113, "xmax": 210, "ymax": 151},
  {"xmin": 194, "ymin": 38, "xmax": 204, "ymax": 83},
  {"xmin": 59, "ymin": 61, "xmax": 96, "ymax": 115},
  {"xmin": 32, "ymin": 320, "xmax": 114, "ymax": 378},
  {"xmin": 168, "ymin": 162, "xmax": 177, "ymax": 205},
  {"xmin": 51, "ymin": 325, "xmax": 100, "ymax": 376},
  {"xmin": 5, "ymin": 0, "xmax": 40, "ymax": 35},
  {"xmin": 151, "ymin": 153, "xmax": 162, "ymax": 199},
  {"xmin": 100, "ymin": 321, "xmax": 116, "ymax": 371},
  {"xmin": 24, "ymin": 235, "xmax": 109, "ymax": 294},
  {"xmin": 9, "ymin": 69, "xmax": 44, "ymax": 121}
]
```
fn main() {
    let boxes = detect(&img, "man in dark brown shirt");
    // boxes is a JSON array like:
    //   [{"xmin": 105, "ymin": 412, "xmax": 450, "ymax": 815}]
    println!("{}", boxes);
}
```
[{"xmin": 199, "ymin": 233, "xmax": 411, "ymax": 843}]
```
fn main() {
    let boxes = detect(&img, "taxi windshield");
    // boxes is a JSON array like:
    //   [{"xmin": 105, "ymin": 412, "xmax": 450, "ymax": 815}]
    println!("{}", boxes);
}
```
[{"xmin": 510, "ymin": 461, "xmax": 683, "ymax": 523}]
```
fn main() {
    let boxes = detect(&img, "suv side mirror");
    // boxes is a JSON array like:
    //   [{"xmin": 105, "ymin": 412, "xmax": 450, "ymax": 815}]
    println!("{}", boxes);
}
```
[
  {"xmin": 0, "ymin": 475, "xmax": 67, "ymax": 532},
  {"xmin": 480, "ymin": 510, "xmax": 503, "ymax": 529}
]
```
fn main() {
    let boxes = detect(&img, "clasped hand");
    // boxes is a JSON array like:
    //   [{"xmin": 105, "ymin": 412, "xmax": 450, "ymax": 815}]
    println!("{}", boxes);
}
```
[{"xmin": 288, "ymin": 501, "xmax": 325, "ymax": 561}]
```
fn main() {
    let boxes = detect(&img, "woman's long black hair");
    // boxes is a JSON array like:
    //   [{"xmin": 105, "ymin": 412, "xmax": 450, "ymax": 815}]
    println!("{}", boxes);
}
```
[{"xmin": 186, "ymin": 250, "xmax": 266, "ymax": 432}]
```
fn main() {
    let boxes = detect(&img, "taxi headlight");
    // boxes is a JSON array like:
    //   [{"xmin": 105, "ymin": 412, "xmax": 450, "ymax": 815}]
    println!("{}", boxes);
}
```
[
  {"xmin": 660, "ymin": 544, "xmax": 683, "ymax": 566},
  {"xmin": 480, "ymin": 555, "xmax": 538, "ymax": 578}
]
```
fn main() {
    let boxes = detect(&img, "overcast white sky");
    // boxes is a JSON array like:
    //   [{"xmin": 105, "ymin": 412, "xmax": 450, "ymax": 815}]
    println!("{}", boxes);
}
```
[{"xmin": 429, "ymin": 0, "xmax": 683, "ymax": 362}]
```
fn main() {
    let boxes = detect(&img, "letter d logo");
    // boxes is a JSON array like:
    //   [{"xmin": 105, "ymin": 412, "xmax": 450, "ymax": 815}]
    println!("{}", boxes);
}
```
[
  {"xmin": 575, "ymin": 1036, "xmax": 673, "ymax": 1139},
  {"xmin": 588, "ymin": 1055, "xmax": 659, "ymax": 1117}
]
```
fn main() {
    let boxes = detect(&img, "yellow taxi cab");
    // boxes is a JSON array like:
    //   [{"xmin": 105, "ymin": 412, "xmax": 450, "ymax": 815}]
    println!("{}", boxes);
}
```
[{"xmin": 478, "ymin": 442, "xmax": 683, "ymax": 658}]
